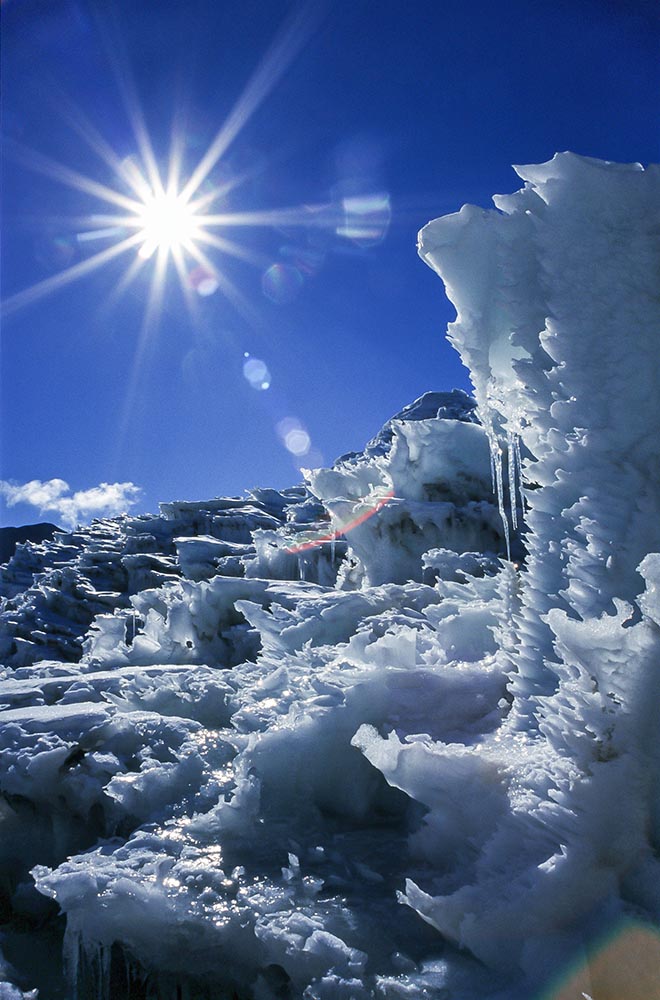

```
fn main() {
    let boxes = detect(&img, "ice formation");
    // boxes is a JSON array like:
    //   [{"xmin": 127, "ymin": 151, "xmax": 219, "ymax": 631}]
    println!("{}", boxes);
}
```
[{"xmin": 1, "ymin": 154, "xmax": 660, "ymax": 999}]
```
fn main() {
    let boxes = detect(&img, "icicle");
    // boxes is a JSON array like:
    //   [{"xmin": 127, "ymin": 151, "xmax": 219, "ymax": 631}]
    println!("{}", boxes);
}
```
[
  {"xmin": 513, "ymin": 433, "xmax": 523, "ymax": 500},
  {"xmin": 510, "ymin": 428, "xmax": 526, "ymax": 535},
  {"xmin": 99, "ymin": 941, "xmax": 111, "ymax": 1000},
  {"xmin": 74, "ymin": 938, "xmax": 111, "ymax": 1000},
  {"xmin": 506, "ymin": 431, "xmax": 518, "ymax": 531},
  {"xmin": 489, "ymin": 433, "xmax": 511, "ymax": 560},
  {"xmin": 123, "ymin": 949, "xmax": 132, "ymax": 999},
  {"xmin": 507, "ymin": 430, "xmax": 518, "ymax": 531},
  {"xmin": 63, "ymin": 925, "xmax": 81, "ymax": 1000}
]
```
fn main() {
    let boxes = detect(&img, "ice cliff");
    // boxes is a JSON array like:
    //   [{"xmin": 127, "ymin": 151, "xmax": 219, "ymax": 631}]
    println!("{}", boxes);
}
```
[{"xmin": 1, "ymin": 154, "xmax": 660, "ymax": 999}]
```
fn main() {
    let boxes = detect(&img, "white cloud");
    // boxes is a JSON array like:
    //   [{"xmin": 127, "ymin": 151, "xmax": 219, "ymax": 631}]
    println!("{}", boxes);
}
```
[{"xmin": 0, "ymin": 478, "xmax": 142, "ymax": 529}]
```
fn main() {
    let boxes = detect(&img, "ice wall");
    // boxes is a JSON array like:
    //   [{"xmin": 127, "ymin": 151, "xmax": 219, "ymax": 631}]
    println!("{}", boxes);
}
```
[
  {"xmin": 420, "ymin": 152, "xmax": 660, "ymax": 715},
  {"xmin": 307, "ymin": 390, "xmax": 508, "ymax": 586},
  {"xmin": 409, "ymin": 153, "xmax": 660, "ymax": 968}
]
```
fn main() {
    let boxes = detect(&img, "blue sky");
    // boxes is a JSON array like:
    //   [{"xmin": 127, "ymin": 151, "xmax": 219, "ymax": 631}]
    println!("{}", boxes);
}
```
[{"xmin": 2, "ymin": 0, "xmax": 659, "ymax": 529}]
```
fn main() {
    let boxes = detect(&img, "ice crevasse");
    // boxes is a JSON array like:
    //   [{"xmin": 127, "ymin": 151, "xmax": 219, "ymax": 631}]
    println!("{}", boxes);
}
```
[{"xmin": 1, "ymin": 152, "xmax": 659, "ymax": 999}]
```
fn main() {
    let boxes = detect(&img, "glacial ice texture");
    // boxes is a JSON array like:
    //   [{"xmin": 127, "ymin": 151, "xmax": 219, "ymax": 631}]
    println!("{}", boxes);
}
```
[
  {"xmin": 416, "ymin": 152, "xmax": 660, "ymax": 973},
  {"xmin": 1, "ymin": 155, "xmax": 660, "ymax": 998}
]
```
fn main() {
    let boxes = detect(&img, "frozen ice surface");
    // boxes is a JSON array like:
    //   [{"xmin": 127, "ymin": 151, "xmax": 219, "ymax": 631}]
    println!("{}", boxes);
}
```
[
  {"xmin": 415, "ymin": 152, "xmax": 660, "ymax": 976},
  {"xmin": 306, "ymin": 389, "xmax": 508, "ymax": 586},
  {"xmin": 3, "ymin": 154, "xmax": 660, "ymax": 998}
]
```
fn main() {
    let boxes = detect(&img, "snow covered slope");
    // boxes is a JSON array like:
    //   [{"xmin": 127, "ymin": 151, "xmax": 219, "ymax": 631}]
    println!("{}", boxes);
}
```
[{"xmin": 2, "ymin": 155, "xmax": 660, "ymax": 999}]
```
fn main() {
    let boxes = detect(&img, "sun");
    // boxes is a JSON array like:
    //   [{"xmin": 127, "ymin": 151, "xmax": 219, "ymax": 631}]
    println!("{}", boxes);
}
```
[
  {"xmin": 135, "ymin": 189, "xmax": 201, "ymax": 260},
  {"xmin": 0, "ymin": 3, "xmax": 329, "ymax": 324}
]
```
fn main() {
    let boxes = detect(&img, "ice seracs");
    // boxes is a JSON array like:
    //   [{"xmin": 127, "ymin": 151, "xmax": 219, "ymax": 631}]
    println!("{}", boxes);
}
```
[
  {"xmin": 0, "ymin": 390, "xmax": 509, "ymax": 998},
  {"xmin": 411, "ymin": 151, "xmax": 660, "ymax": 969},
  {"xmin": 306, "ymin": 389, "xmax": 510, "ymax": 586},
  {"xmin": 2, "ymin": 153, "xmax": 660, "ymax": 999},
  {"xmin": 420, "ymin": 152, "xmax": 660, "ymax": 710}
]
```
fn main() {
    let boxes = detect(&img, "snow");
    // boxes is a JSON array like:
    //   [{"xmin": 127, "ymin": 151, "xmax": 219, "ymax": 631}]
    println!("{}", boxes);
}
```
[
  {"xmin": 2, "ymin": 153, "xmax": 660, "ymax": 999},
  {"xmin": 306, "ymin": 390, "xmax": 507, "ymax": 586}
]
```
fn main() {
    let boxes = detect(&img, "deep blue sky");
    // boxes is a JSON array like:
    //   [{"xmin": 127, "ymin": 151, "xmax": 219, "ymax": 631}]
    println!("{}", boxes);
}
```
[{"xmin": 2, "ymin": 0, "xmax": 659, "ymax": 528}]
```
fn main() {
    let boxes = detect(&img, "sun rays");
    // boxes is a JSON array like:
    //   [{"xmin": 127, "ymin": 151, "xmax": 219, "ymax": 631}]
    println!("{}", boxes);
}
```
[
  {"xmin": 1, "ymin": 0, "xmax": 394, "ymax": 480},
  {"xmin": 1, "ymin": 3, "xmax": 325, "ymax": 328},
  {"xmin": 1, "ymin": 0, "xmax": 394, "ymax": 349}
]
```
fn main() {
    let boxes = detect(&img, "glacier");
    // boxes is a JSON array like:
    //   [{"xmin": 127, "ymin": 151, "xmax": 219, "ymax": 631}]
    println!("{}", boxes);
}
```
[{"xmin": 1, "ymin": 153, "xmax": 660, "ymax": 999}]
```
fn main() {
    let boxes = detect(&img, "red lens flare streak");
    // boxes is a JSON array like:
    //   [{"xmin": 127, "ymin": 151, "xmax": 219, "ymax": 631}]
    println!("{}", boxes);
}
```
[{"xmin": 285, "ymin": 490, "xmax": 395, "ymax": 554}]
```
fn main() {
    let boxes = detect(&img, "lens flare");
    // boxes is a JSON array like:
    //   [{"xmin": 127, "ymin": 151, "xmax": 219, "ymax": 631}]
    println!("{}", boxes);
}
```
[
  {"xmin": 0, "ymin": 2, "xmax": 390, "ymax": 348},
  {"xmin": 276, "ymin": 416, "xmax": 311, "ymax": 456},
  {"xmin": 539, "ymin": 920, "xmax": 660, "ymax": 1000},
  {"xmin": 285, "ymin": 489, "xmax": 395, "ymax": 553},
  {"xmin": 261, "ymin": 262, "xmax": 303, "ymax": 304},
  {"xmin": 337, "ymin": 192, "xmax": 391, "ymax": 247},
  {"xmin": 243, "ymin": 356, "xmax": 271, "ymax": 390},
  {"xmin": 188, "ymin": 265, "xmax": 219, "ymax": 297}
]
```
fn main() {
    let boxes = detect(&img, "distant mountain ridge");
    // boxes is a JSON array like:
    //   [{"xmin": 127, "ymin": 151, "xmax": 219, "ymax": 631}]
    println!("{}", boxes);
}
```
[
  {"xmin": 0, "ymin": 391, "xmax": 506, "ymax": 669},
  {"xmin": 0, "ymin": 522, "xmax": 60, "ymax": 565}
]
